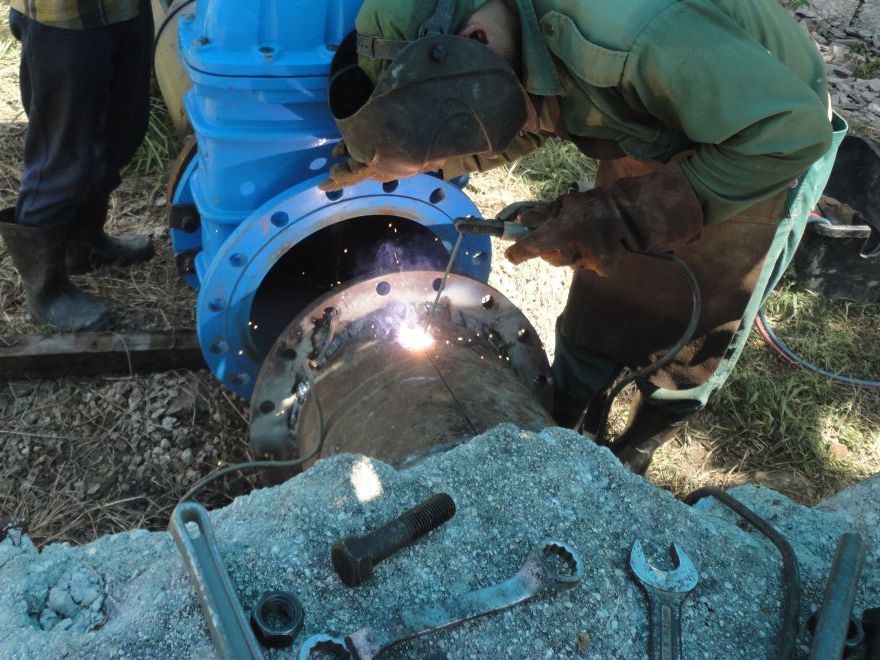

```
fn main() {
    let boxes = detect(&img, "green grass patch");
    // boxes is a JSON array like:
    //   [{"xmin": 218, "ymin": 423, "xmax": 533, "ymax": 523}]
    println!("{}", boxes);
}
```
[
  {"xmin": 690, "ymin": 276, "xmax": 880, "ymax": 502},
  {"xmin": 125, "ymin": 91, "xmax": 179, "ymax": 176}
]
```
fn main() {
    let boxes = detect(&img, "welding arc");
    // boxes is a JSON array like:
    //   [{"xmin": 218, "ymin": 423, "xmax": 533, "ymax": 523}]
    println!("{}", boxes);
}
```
[
  {"xmin": 584, "ymin": 252, "xmax": 702, "ymax": 447},
  {"xmin": 179, "ymin": 362, "xmax": 326, "ymax": 504},
  {"xmin": 424, "ymin": 231, "xmax": 465, "ymax": 335}
]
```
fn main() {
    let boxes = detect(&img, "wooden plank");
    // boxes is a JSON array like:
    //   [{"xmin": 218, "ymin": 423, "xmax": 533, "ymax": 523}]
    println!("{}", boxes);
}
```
[{"xmin": 0, "ymin": 330, "xmax": 207, "ymax": 378}]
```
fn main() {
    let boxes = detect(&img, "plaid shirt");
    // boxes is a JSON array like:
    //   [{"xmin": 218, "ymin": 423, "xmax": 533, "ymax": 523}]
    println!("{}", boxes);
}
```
[{"xmin": 9, "ymin": 0, "xmax": 142, "ymax": 29}]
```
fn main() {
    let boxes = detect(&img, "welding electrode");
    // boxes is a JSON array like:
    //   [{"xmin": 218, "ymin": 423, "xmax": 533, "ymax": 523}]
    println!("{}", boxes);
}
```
[{"xmin": 424, "ymin": 218, "xmax": 530, "ymax": 333}]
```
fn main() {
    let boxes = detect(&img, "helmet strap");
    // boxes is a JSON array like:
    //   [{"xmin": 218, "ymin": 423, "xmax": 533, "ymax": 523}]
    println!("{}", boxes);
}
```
[{"xmin": 357, "ymin": 0, "xmax": 457, "ymax": 62}]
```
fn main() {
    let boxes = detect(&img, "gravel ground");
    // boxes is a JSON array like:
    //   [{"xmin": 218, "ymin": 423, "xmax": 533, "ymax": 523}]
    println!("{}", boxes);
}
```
[{"xmin": 1, "ymin": 426, "xmax": 877, "ymax": 659}]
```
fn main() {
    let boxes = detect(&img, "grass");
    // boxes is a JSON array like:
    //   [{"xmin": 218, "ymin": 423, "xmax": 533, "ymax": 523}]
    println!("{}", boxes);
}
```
[
  {"xmin": 125, "ymin": 91, "xmax": 179, "ymax": 176},
  {"xmin": 850, "ymin": 46, "xmax": 880, "ymax": 80}
]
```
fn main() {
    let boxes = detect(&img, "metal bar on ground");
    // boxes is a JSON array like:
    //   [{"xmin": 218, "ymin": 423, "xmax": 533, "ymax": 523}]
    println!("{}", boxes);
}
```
[{"xmin": 0, "ymin": 330, "xmax": 205, "ymax": 378}]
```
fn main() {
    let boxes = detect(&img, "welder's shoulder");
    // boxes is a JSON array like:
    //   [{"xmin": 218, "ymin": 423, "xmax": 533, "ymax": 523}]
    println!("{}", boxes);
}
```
[
  {"xmin": 530, "ymin": 0, "xmax": 679, "ymax": 87},
  {"xmin": 532, "ymin": 0, "xmax": 679, "ymax": 53}
]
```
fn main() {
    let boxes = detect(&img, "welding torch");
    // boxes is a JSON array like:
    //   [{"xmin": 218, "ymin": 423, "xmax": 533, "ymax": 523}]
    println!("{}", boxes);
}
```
[{"xmin": 453, "ymin": 217, "xmax": 531, "ymax": 241}]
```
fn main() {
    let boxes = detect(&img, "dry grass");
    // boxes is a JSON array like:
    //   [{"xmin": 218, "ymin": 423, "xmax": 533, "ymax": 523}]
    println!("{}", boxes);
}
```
[
  {"xmin": 0, "ymin": 372, "xmax": 253, "ymax": 546},
  {"xmin": 0, "ymin": 20, "xmax": 240, "ymax": 547}
]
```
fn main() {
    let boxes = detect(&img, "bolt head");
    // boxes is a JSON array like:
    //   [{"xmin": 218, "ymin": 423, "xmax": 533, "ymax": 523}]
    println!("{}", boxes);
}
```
[
  {"xmin": 331, "ymin": 537, "xmax": 374, "ymax": 586},
  {"xmin": 430, "ymin": 44, "xmax": 447, "ymax": 62}
]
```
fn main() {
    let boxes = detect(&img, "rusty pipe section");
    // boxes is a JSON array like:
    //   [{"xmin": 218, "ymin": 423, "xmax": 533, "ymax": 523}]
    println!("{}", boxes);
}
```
[{"xmin": 249, "ymin": 271, "xmax": 553, "ymax": 475}]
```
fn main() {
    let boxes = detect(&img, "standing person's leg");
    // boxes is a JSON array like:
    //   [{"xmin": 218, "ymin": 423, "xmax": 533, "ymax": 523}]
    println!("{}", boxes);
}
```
[
  {"xmin": 66, "ymin": 10, "xmax": 155, "ymax": 275},
  {"xmin": 0, "ymin": 11, "xmax": 112, "ymax": 329}
]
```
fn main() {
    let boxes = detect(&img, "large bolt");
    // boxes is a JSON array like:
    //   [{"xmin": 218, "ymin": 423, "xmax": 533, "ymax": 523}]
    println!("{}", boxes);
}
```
[{"xmin": 331, "ymin": 493, "xmax": 456, "ymax": 587}]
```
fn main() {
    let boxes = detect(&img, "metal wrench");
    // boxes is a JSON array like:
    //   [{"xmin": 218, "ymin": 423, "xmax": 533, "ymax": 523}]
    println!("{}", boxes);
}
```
[
  {"xmin": 169, "ymin": 502, "xmax": 263, "ymax": 660},
  {"xmin": 629, "ymin": 540, "xmax": 699, "ymax": 660},
  {"xmin": 299, "ymin": 540, "xmax": 584, "ymax": 659}
]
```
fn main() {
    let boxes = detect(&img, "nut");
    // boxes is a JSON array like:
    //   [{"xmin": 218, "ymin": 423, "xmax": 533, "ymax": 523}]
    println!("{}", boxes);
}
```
[{"xmin": 250, "ymin": 591, "xmax": 304, "ymax": 648}]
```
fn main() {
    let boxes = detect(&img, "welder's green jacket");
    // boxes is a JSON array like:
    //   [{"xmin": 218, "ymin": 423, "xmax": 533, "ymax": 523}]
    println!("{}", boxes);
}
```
[{"xmin": 451, "ymin": 0, "xmax": 832, "ymax": 225}]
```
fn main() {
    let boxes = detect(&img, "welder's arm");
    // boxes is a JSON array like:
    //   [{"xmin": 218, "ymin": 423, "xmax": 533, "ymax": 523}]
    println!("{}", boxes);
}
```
[
  {"xmin": 623, "ymin": 3, "xmax": 832, "ymax": 224},
  {"xmin": 438, "ymin": 132, "xmax": 547, "ymax": 180},
  {"xmin": 505, "ymin": 160, "xmax": 702, "ymax": 274}
]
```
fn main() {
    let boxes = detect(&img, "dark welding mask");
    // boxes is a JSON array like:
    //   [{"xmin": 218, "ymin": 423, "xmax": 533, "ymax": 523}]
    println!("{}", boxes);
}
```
[{"xmin": 328, "ymin": 0, "xmax": 527, "ymax": 176}]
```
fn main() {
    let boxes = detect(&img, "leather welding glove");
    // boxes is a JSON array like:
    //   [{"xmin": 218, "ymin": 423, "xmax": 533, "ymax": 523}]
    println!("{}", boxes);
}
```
[
  {"xmin": 318, "ymin": 142, "xmax": 402, "ymax": 191},
  {"xmin": 497, "ymin": 200, "xmax": 551, "ymax": 223},
  {"xmin": 505, "ymin": 161, "xmax": 703, "ymax": 275}
]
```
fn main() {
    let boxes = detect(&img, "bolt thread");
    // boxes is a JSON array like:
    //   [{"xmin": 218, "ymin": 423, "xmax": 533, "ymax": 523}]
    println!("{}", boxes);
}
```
[{"xmin": 402, "ymin": 493, "xmax": 456, "ymax": 539}]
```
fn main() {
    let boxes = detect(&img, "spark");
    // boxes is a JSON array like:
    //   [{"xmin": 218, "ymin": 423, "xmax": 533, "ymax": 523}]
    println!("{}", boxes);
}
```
[{"xmin": 397, "ymin": 324, "xmax": 434, "ymax": 351}]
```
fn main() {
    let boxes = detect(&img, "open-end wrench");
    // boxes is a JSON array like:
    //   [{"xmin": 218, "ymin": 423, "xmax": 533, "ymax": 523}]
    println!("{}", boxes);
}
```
[
  {"xmin": 629, "ymin": 540, "xmax": 699, "ymax": 660},
  {"xmin": 169, "ymin": 502, "xmax": 264, "ymax": 660},
  {"xmin": 299, "ymin": 540, "xmax": 584, "ymax": 659}
]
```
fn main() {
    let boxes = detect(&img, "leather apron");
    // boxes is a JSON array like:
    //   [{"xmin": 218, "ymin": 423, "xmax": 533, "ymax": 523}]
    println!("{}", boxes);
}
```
[{"xmin": 560, "ymin": 113, "xmax": 847, "ymax": 399}]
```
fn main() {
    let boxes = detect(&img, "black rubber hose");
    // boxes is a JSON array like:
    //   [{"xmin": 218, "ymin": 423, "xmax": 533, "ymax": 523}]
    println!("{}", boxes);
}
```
[
  {"xmin": 588, "ymin": 251, "xmax": 702, "ymax": 446},
  {"xmin": 684, "ymin": 486, "xmax": 801, "ymax": 660}
]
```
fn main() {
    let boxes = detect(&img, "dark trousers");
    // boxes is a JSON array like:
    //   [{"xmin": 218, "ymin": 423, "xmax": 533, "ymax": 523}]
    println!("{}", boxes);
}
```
[{"xmin": 9, "ymin": 9, "xmax": 153, "ymax": 227}]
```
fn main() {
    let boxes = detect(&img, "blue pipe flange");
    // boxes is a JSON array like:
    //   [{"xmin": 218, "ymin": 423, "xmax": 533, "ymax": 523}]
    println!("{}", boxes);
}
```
[{"xmin": 196, "ymin": 173, "xmax": 490, "ymax": 399}]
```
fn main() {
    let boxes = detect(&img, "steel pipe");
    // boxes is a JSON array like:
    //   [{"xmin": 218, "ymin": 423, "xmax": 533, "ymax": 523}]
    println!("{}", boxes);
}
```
[
  {"xmin": 250, "ymin": 271, "xmax": 553, "ymax": 474},
  {"xmin": 809, "ymin": 533, "xmax": 867, "ymax": 660}
]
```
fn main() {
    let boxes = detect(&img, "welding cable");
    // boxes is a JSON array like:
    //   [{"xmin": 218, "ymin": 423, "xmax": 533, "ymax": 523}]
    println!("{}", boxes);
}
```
[
  {"xmin": 589, "ymin": 252, "xmax": 702, "ymax": 447},
  {"xmin": 178, "ymin": 363, "xmax": 326, "ymax": 504},
  {"xmin": 684, "ymin": 486, "xmax": 800, "ymax": 660},
  {"xmin": 754, "ymin": 310, "xmax": 880, "ymax": 389},
  {"xmin": 753, "ymin": 214, "xmax": 880, "ymax": 389}
]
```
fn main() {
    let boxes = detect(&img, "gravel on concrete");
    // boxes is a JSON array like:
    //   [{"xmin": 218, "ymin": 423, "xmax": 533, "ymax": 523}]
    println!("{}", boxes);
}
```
[{"xmin": 0, "ymin": 425, "xmax": 877, "ymax": 659}]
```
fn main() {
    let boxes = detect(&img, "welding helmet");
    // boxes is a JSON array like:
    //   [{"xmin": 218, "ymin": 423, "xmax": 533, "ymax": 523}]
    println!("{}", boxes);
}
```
[{"xmin": 329, "ymin": 0, "xmax": 527, "ymax": 176}]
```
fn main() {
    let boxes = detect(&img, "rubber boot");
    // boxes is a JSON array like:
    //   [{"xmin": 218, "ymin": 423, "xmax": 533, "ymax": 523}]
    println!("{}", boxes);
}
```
[
  {"xmin": 611, "ymin": 393, "xmax": 692, "ymax": 474},
  {"xmin": 0, "ymin": 208, "xmax": 112, "ymax": 331},
  {"xmin": 65, "ymin": 195, "xmax": 153, "ymax": 275}
]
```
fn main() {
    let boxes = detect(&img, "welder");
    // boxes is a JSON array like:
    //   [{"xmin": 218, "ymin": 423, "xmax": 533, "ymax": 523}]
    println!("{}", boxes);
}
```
[
  {"xmin": 322, "ymin": 0, "xmax": 845, "ymax": 472},
  {"xmin": 0, "ymin": 0, "xmax": 155, "ymax": 331}
]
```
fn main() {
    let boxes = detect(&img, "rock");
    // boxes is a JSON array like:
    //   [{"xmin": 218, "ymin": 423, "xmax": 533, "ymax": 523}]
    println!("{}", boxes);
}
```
[
  {"xmin": 828, "ymin": 442, "xmax": 850, "ymax": 458},
  {"xmin": 853, "ymin": 0, "xmax": 880, "ymax": 33},
  {"xmin": 164, "ymin": 389, "xmax": 195, "ymax": 419},
  {"xmin": 832, "ymin": 42, "xmax": 851, "ymax": 61},
  {"xmin": 867, "ymin": 78, "xmax": 880, "ymax": 93},
  {"xmin": 869, "ymin": 102, "xmax": 880, "ymax": 115},
  {"xmin": 810, "ymin": 0, "xmax": 861, "ymax": 25},
  {"xmin": 0, "ymin": 426, "xmax": 877, "ymax": 658}
]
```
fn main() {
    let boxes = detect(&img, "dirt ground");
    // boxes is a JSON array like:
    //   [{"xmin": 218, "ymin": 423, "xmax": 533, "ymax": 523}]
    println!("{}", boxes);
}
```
[{"xmin": 0, "ymin": 12, "xmax": 878, "ymax": 547}]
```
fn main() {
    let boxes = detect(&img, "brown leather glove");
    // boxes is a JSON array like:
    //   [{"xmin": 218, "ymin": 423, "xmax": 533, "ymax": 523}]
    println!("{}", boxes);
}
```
[
  {"xmin": 318, "ymin": 142, "xmax": 401, "ymax": 192},
  {"xmin": 505, "ymin": 161, "xmax": 703, "ymax": 275}
]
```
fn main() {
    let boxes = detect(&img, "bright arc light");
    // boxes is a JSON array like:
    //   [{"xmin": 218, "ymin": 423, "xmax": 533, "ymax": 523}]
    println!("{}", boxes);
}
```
[{"xmin": 397, "ymin": 324, "xmax": 434, "ymax": 351}]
